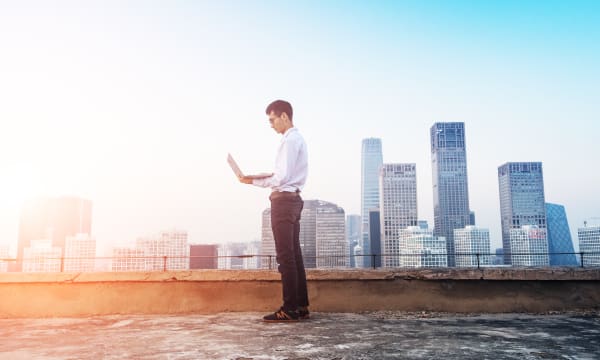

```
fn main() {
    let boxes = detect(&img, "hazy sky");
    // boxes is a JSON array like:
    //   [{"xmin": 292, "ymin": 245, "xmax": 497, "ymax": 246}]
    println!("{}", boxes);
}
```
[{"xmin": 1, "ymin": 1, "xmax": 599, "ymax": 255}]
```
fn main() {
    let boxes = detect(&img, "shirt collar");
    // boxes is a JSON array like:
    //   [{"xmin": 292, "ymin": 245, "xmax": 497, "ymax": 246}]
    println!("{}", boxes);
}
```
[{"xmin": 283, "ymin": 127, "xmax": 297, "ymax": 138}]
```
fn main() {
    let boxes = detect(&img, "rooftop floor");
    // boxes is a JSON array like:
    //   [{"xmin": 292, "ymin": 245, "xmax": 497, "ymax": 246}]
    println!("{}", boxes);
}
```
[{"xmin": 1, "ymin": 312, "xmax": 599, "ymax": 359}]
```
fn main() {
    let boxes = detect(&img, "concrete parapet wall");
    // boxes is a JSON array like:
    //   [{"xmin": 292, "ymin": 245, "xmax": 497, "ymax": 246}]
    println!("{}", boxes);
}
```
[{"xmin": 1, "ymin": 268, "xmax": 599, "ymax": 318}]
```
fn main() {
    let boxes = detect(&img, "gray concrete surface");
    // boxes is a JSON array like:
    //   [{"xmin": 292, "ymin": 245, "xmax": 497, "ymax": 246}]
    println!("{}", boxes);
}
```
[{"xmin": 0, "ymin": 312, "xmax": 598, "ymax": 359}]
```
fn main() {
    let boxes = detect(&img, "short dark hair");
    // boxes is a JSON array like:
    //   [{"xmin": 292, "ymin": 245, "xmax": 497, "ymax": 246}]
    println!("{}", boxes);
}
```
[{"xmin": 265, "ymin": 100, "xmax": 293, "ymax": 121}]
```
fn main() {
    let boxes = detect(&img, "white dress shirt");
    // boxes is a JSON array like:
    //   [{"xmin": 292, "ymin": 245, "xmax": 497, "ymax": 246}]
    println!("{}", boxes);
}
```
[{"xmin": 252, "ymin": 127, "xmax": 308, "ymax": 193}]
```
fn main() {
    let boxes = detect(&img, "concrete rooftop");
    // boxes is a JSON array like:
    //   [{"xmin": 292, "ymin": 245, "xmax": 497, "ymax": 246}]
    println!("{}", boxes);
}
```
[{"xmin": 1, "ymin": 311, "xmax": 599, "ymax": 360}]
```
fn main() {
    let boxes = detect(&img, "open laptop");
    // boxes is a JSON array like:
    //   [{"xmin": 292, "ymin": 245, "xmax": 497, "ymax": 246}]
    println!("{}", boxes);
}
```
[{"xmin": 227, "ymin": 153, "xmax": 273, "ymax": 179}]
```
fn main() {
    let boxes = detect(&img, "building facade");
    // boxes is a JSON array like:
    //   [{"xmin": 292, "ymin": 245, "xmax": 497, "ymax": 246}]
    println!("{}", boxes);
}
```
[
  {"xmin": 578, "ymin": 225, "xmax": 600, "ymax": 267},
  {"xmin": 17, "ymin": 196, "xmax": 92, "ymax": 271},
  {"xmin": 454, "ymin": 226, "xmax": 491, "ymax": 267},
  {"xmin": 379, "ymin": 163, "xmax": 418, "ymax": 268},
  {"xmin": 346, "ymin": 214, "xmax": 361, "ymax": 268},
  {"xmin": 189, "ymin": 244, "xmax": 219, "ymax": 269},
  {"xmin": 509, "ymin": 225, "xmax": 549, "ymax": 266},
  {"xmin": 315, "ymin": 203, "xmax": 347, "ymax": 268},
  {"xmin": 361, "ymin": 138, "xmax": 383, "ymax": 268},
  {"xmin": 498, "ymin": 162, "xmax": 547, "ymax": 265},
  {"xmin": 398, "ymin": 227, "xmax": 447, "ymax": 268},
  {"xmin": 243, "ymin": 241, "xmax": 261, "ymax": 270},
  {"xmin": 136, "ymin": 229, "xmax": 189, "ymax": 271},
  {"xmin": 64, "ymin": 233, "xmax": 97, "ymax": 272},
  {"xmin": 111, "ymin": 247, "xmax": 145, "ymax": 271},
  {"xmin": 430, "ymin": 123, "xmax": 471, "ymax": 267},
  {"xmin": 545, "ymin": 203, "xmax": 578, "ymax": 266},
  {"xmin": 218, "ymin": 243, "xmax": 250, "ymax": 269},
  {"xmin": 369, "ymin": 210, "xmax": 382, "ymax": 268},
  {"xmin": 260, "ymin": 208, "xmax": 276, "ymax": 269},
  {"xmin": 22, "ymin": 239, "xmax": 62, "ymax": 272}
]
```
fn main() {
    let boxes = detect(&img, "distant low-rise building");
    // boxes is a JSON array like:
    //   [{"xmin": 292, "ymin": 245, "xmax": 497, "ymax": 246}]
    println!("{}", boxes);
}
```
[
  {"xmin": 492, "ymin": 248, "xmax": 504, "ymax": 265},
  {"xmin": 398, "ymin": 227, "xmax": 447, "ymax": 268},
  {"xmin": 189, "ymin": 244, "xmax": 219, "ymax": 269},
  {"xmin": 136, "ymin": 229, "xmax": 189, "ymax": 271},
  {"xmin": 510, "ymin": 225, "xmax": 549, "ymax": 266},
  {"xmin": 243, "ymin": 241, "xmax": 261, "ymax": 270},
  {"xmin": 23, "ymin": 239, "xmax": 62, "ymax": 272},
  {"xmin": 64, "ymin": 233, "xmax": 96, "ymax": 272},
  {"xmin": 454, "ymin": 226, "xmax": 491, "ymax": 267},
  {"xmin": 111, "ymin": 247, "xmax": 145, "ymax": 271},
  {"xmin": 218, "ymin": 242, "xmax": 249, "ymax": 270}
]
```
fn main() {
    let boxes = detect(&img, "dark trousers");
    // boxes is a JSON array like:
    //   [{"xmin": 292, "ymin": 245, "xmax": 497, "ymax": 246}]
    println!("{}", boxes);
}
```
[{"xmin": 270, "ymin": 194, "xmax": 309, "ymax": 311}]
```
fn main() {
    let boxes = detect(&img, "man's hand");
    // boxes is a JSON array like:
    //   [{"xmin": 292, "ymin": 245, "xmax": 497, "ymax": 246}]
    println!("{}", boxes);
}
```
[{"xmin": 239, "ymin": 176, "xmax": 253, "ymax": 184}]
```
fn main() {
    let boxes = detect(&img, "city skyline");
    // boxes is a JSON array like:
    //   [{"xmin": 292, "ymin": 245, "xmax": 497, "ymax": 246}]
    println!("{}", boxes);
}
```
[
  {"xmin": 3, "ymin": 192, "xmax": 597, "ymax": 271},
  {"xmin": 1, "ymin": 2, "xmax": 599, "ymax": 254}
]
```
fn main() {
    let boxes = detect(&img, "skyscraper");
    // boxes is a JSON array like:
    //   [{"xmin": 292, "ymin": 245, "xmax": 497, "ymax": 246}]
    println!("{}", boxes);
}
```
[
  {"xmin": 369, "ymin": 210, "xmax": 382, "ymax": 268},
  {"xmin": 346, "ymin": 215, "xmax": 361, "ymax": 268},
  {"xmin": 469, "ymin": 211, "xmax": 476, "ymax": 226},
  {"xmin": 578, "ymin": 225, "xmax": 600, "ymax": 267},
  {"xmin": 379, "ymin": 163, "xmax": 418, "ymax": 267},
  {"xmin": 361, "ymin": 138, "xmax": 383, "ymax": 268},
  {"xmin": 261, "ymin": 199, "xmax": 347, "ymax": 269},
  {"xmin": 17, "ymin": 196, "xmax": 92, "ymax": 271},
  {"xmin": 315, "ymin": 202, "xmax": 347, "ymax": 268},
  {"xmin": 545, "ymin": 203, "xmax": 578, "ymax": 266},
  {"xmin": 430, "ymin": 123, "xmax": 471, "ymax": 267},
  {"xmin": 498, "ymin": 162, "xmax": 547, "ymax": 265},
  {"xmin": 299, "ymin": 202, "xmax": 318, "ymax": 268},
  {"xmin": 454, "ymin": 226, "xmax": 491, "ymax": 267},
  {"xmin": 260, "ymin": 208, "xmax": 276, "ymax": 269}
]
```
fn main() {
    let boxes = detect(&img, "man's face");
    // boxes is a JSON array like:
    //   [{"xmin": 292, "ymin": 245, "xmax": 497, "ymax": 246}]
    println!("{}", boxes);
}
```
[{"xmin": 268, "ymin": 110, "xmax": 287, "ymax": 134}]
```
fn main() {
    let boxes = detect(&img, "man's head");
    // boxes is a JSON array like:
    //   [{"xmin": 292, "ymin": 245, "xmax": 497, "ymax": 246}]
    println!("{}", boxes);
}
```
[{"xmin": 266, "ymin": 100, "xmax": 293, "ymax": 134}]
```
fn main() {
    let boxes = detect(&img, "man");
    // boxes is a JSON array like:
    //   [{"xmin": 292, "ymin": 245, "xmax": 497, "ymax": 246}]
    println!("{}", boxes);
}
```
[{"xmin": 239, "ymin": 99, "xmax": 309, "ymax": 322}]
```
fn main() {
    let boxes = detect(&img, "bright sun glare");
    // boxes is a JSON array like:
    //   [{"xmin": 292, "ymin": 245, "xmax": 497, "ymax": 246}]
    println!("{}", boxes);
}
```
[{"xmin": 3, "ymin": 164, "xmax": 42, "ymax": 211}]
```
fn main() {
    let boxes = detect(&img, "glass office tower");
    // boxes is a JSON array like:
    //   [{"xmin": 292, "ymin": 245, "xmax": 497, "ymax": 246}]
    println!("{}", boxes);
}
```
[
  {"xmin": 430, "ymin": 123, "xmax": 471, "ymax": 267},
  {"xmin": 545, "ymin": 203, "xmax": 578, "ymax": 266},
  {"xmin": 498, "ymin": 162, "xmax": 547, "ymax": 265},
  {"xmin": 379, "ymin": 163, "xmax": 418, "ymax": 267},
  {"xmin": 361, "ymin": 138, "xmax": 383, "ymax": 268}
]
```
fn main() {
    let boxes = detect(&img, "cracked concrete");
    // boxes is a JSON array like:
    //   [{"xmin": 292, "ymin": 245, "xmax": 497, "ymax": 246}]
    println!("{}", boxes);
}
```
[{"xmin": 0, "ymin": 312, "xmax": 598, "ymax": 359}]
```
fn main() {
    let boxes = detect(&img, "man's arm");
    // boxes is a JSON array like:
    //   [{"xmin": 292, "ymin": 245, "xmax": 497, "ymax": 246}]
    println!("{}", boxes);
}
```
[
  {"xmin": 250, "ymin": 137, "xmax": 300, "ymax": 188},
  {"xmin": 239, "ymin": 176, "xmax": 253, "ymax": 184}
]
